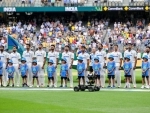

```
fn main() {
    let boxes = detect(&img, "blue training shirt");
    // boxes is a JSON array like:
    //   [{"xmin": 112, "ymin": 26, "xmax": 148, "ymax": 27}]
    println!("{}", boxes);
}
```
[
  {"xmin": 31, "ymin": 65, "xmax": 39, "ymax": 75},
  {"xmin": 60, "ymin": 64, "xmax": 68, "ymax": 77},
  {"xmin": 77, "ymin": 62, "xmax": 85, "ymax": 76},
  {"xmin": 7, "ymin": 65, "xmax": 15, "ymax": 76},
  {"xmin": 142, "ymin": 61, "xmax": 149, "ymax": 76},
  {"xmin": 0, "ymin": 60, "xmax": 3, "ymax": 75},
  {"xmin": 107, "ymin": 61, "xmax": 116, "ymax": 75},
  {"xmin": 92, "ymin": 63, "xmax": 101, "ymax": 75},
  {"xmin": 47, "ymin": 65, "xmax": 55, "ymax": 77},
  {"xmin": 20, "ymin": 64, "xmax": 28, "ymax": 76},
  {"xmin": 123, "ymin": 61, "xmax": 132, "ymax": 75}
]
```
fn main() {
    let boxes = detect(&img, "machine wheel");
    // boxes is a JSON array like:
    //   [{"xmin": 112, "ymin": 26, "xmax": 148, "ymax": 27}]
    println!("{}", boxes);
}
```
[
  {"xmin": 94, "ymin": 86, "xmax": 100, "ymax": 91},
  {"xmin": 88, "ymin": 86, "xmax": 94, "ymax": 92},
  {"xmin": 80, "ymin": 85, "xmax": 85, "ymax": 91},
  {"xmin": 74, "ymin": 86, "xmax": 79, "ymax": 92}
]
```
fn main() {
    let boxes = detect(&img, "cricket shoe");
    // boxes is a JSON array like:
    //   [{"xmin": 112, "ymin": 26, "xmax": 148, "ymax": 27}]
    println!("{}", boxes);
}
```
[
  {"xmin": 141, "ymin": 85, "xmax": 144, "ymax": 89},
  {"xmin": 146, "ymin": 85, "xmax": 149, "ymax": 89}
]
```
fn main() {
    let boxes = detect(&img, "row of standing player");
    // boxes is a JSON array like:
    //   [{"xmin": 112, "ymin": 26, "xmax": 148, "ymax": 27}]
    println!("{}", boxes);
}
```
[
  {"xmin": 0, "ymin": 43, "xmax": 147, "ymax": 88},
  {"xmin": 0, "ymin": 57, "xmax": 71, "ymax": 87},
  {"xmin": 0, "ymin": 44, "xmax": 74, "ymax": 88},
  {"xmin": 2, "ymin": 53, "xmax": 149, "ymax": 88},
  {"xmin": 77, "ymin": 54, "xmax": 150, "ymax": 89}
]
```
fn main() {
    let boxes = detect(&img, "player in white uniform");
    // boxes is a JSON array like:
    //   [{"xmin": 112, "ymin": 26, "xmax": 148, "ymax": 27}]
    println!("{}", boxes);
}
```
[
  {"xmin": 111, "ymin": 45, "xmax": 122, "ymax": 88},
  {"xmin": 22, "ymin": 44, "xmax": 34, "ymax": 87},
  {"xmin": 78, "ymin": 45, "xmax": 90, "ymax": 85},
  {"xmin": 95, "ymin": 44, "xmax": 107, "ymax": 88},
  {"xmin": 124, "ymin": 43, "xmax": 137, "ymax": 88},
  {"xmin": 34, "ymin": 44, "xmax": 46, "ymax": 87},
  {"xmin": 0, "ymin": 45, "xmax": 9, "ymax": 86},
  {"xmin": 9, "ymin": 46, "xmax": 21, "ymax": 86},
  {"xmin": 142, "ymin": 46, "xmax": 150, "ymax": 86},
  {"xmin": 62, "ymin": 45, "xmax": 74, "ymax": 88},
  {"xmin": 89, "ymin": 48, "xmax": 97, "ymax": 75},
  {"xmin": 47, "ymin": 45, "xmax": 59, "ymax": 87}
]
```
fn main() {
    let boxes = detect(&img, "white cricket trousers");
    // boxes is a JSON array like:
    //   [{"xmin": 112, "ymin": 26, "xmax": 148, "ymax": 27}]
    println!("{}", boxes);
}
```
[
  {"xmin": 37, "ymin": 62, "xmax": 45, "ymax": 86},
  {"xmin": 115, "ymin": 66, "xmax": 121, "ymax": 87},
  {"xmin": 27, "ymin": 63, "xmax": 32, "ymax": 86},
  {"xmin": 100, "ymin": 63, "xmax": 106, "ymax": 87},
  {"xmin": 131, "ymin": 63, "xmax": 136, "ymax": 87},
  {"xmin": 69, "ymin": 68, "xmax": 73, "ymax": 87},
  {"xmin": 2, "ymin": 63, "xmax": 8, "ymax": 86},
  {"xmin": 13, "ymin": 64, "xmax": 20, "ymax": 86}
]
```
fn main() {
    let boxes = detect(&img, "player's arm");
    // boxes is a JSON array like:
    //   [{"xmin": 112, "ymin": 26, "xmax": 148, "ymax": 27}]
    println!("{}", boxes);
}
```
[
  {"xmin": 87, "ymin": 59, "xmax": 89, "ymax": 71},
  {"xmin": 6, "ymin": 52, "xmax": 9, "ymax": 69},
  {"xmin": 70, "ymin": 53, "xmax": 74, "ymax": 69},
  {"xmin": 18, "ymin": 53, "xmax": 21, "ymax": 69},
  {"xmin": 87, "ymin": 54, "xmax": 90, "ymax": 71},
  {"xmin": 42, "ymin": 52, "xmax": 46, "ymax": 69},
  {"xmin": 42, "ymin": 57, "xmax": 46, "ymax": 69},
  {"xmin": 119, "ymin": 58, "xmax": 123, "ymax": 69},
  {"xmin": 99, "ymin": 63, "xmax": 101, "ymax": 71},
  {"xmin": 134, "ymin": 53, "xmax": 137, "ymax": 70},
  {"xmin": 123, "ymin": 51, "xmax": 126, "ymax": 62},
  {"xmin": 119, "ymin": 53, "xmax": 123, "ymax": 69},
  {"xmin": 56, "ymin": 52, "xmax": 59, "ymax": 68},
  {"xmin": 104, "ymin": 57, "xmax": 107, "ymax": 68},
  {"xmin": 104, "ymin": 51, "xmax": 107, "ymax": 68},
  {"xmin": 66, "ymin": 65, "xmax": 69, "ymax": 78}
]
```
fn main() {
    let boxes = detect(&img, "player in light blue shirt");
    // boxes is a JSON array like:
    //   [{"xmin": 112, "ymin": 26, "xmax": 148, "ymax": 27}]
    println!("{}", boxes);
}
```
[
  {"xmin": 20, "ymin": 58, "xmax": 28, "ymax": 87},
  {"xmin": 123, "ymin": 55, "xmax": 132, "ymax": 88},
  {"xmin": 107, "ymin": 55, "xmax": 116, "ymax": 88},
  {"xmin": 92, "ymin": 56, "xmax": 101, "ymax": 87},
  {"xmin": 31, "ymin": 60, "xmax": 39, "ymax": 87},
  {"xmin": 141, "ymin": 55, "xmax": 149, "ymax": 89},
  {"xmin": 7, "ymin": 60, "xmax": 15, "ymax": 87},
  {"xmin": 47, "ymin": 59, "xmax": 55, "ymax": 87},
  {"xmin": 77, "ymin": 57, "xmax": 85, "ymax": 86},
  {"xmin": 0, "ymin": 57, "xmax": 3, "ymax": 87},
  {"xmin": 60, "ymin": 57, "xmax": 68, "ymax": 87}
]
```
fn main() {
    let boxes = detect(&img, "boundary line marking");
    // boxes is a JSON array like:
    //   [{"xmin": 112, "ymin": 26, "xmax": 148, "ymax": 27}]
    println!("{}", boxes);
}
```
[{"xmin": 0, "ymin": 88, "xmax": 150, "ymax": 92}]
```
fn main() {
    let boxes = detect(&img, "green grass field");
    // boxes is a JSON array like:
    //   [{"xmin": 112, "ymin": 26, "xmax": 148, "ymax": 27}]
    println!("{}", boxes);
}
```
[
  {"xmin": 0, "ymin": 90, "xmax": 149, "ymax": 113},
  {"xmin": 0, "ymin": 68, "xmax": 149, "ymax": 113}
]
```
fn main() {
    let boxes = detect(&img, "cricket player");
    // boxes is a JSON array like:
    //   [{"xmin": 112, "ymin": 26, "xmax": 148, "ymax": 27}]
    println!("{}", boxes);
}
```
[
  {"xmin": 22, "ymin": 44, "xmax": 34, "ymax": 87},
  {"xmin": 35, "ymin": 44, "xmax": 46, "ymax": 87},
  {"xmin": 111, "ymin": 45, "xmax": 122, "ymax": 88},
  {"xmin": 124, "ymin": 43, "xmax": 137, "ymax": 88},
  {"xmin": 95, "ymin": 44, "xmax": 107, "ymax": 88},
  {"xmin": 89, "ymin": 48, "xmax": 97, "ymax": 74},
  {"xmin": 78, "ymin": 45, "xmax": 90, "ymax": 85},
  {"xmin": 62, "ymin": 45, "xmax": 74, "ymax": 88},
  {"xmin": 9, "ymin": 46, "xmax": 21, "ymax": 87},
  {"xmin": 0, "ymin": 45, "xmax": 9, "ymax": 86},
  {"xmin": 47, "ymin": 44, "xmax": 59, "ymax": 87}
]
